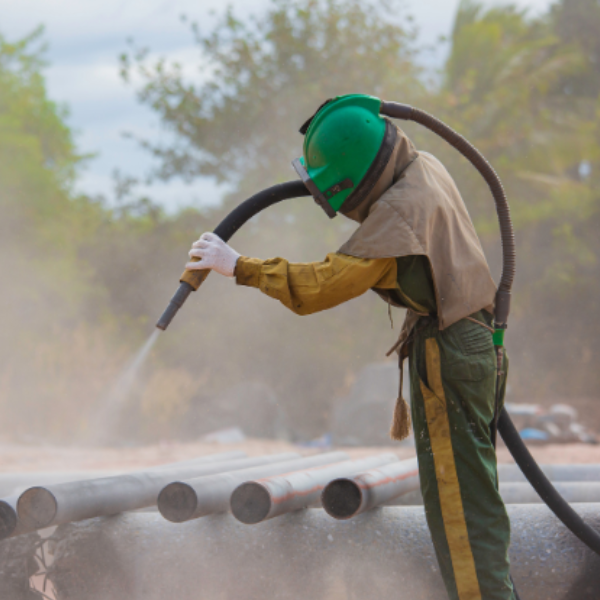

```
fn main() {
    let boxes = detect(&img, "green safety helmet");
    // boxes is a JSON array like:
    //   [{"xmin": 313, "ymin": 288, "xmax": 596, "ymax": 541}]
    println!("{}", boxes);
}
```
[{"xmin": 292, "ymin": 93, "xmax": 397, "ymax": 218}]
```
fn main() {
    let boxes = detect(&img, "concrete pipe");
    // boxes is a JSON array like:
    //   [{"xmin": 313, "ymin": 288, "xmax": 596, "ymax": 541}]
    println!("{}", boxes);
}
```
[
  {"xmin": 2, "ymin": 504, "xmax": 597, "ymax": 600},
  {"xmin": 1, "ymin": 474, "xmax": 127, "ymax": 542},
  {"xmin": 498, "ymin": 463, "xmax": 600, "ymax": 483},
  {"xmin": 231, "ymin": 454, "xmax": 399, "ymax": 524},
  {"xmin": 1, "ymin": 474, "xmax": 121, "ymax": 542},
  {"xmin": 0, "ymin": 451, "xmax": 246, "ymax": 539},
  {"xmin": 0, "ymin": 471, "xmax": 120, "ymax": 498},
  {"xmin": 322, "ymin": 458, "xmax": 419, "ymax": 519},
  {"xmin": 0, "ymin": 452, "xmax": 243, "ymax": 508},
  {"xmin": 16, "ymin": 452, "xmax": 298, "ymax": 532},
  {"xmin": 158, "ymin": 451, "xmax": 349, "ymax": 523}
]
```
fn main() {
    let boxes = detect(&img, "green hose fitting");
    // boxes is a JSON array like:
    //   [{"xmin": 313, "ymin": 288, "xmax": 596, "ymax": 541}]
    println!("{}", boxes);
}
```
[{"xmin": 493, "ymin": 328, "xmax": 505, "ymax": 347}]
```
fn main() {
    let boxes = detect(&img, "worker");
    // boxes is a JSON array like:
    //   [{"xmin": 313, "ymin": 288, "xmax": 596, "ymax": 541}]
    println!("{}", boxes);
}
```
[{"xmin": 185, "ymin": 94, "xmax": 514, "ymax": 600}]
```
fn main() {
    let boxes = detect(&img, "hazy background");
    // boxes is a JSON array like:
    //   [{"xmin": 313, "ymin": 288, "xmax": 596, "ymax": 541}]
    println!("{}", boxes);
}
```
[
  {"xmin": 1, "ymin": 0, "xmax": 598, "ymax": 445},
  {"xmin": 1, "ymin": 0, "xmax": 554, "ymax": 210}
]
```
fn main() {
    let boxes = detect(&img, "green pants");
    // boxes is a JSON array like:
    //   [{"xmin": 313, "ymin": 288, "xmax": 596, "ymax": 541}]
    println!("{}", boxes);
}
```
[{"xmin": 408, "ymin": 312, "xmax": 514, "ymax": 600}]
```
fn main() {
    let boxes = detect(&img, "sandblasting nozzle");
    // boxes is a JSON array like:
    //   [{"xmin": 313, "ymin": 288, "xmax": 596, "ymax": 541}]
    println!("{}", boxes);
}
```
[{"xmin": 156, "ymin": 282, "xmax": 194, "ymax": 331}]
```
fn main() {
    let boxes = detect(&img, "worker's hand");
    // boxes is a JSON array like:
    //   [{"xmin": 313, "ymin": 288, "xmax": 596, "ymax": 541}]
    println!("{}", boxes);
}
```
[{"xmin": 186, "ymin": 232, "xmax": 241, "ymax": 278}]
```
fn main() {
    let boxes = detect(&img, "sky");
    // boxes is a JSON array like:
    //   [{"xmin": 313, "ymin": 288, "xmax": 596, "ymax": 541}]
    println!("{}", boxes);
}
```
[{"xmin": 1, "ymin": 0, "xmax": 555, "ymax": 212}]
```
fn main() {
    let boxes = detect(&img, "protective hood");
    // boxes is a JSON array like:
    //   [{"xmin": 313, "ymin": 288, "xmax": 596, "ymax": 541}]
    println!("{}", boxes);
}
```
[{"xmin": 338, "ymin": 126, "xmax": 496, "ymax": 330}]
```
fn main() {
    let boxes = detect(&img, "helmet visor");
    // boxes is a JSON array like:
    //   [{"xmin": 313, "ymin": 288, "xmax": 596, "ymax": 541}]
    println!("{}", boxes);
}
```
[{"xmin": 292, "ymin": 158, "xmax": 337, "ymax": 218}]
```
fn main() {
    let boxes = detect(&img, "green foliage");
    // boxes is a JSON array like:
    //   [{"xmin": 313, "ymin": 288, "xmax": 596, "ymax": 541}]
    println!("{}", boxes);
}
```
[
  {"xmin": 427, "ymin": 1, "xmax": 600, "ymax": 402},
  {"xmin": 551, "ymin": 0, "xmax": 600, "ymax": 98},
  {"xmin": 0, "ymin": 28, "xmax": 83, "ymax": 235},
  {"xmin": 0, "ymin": 28, "xmax": 102, "ymax": 320},
  {"xmin": 120, "ymin": 0, "xmax": 422, "ymax": 192},
  {"xmin": 0, "ymin": 30, "xmax": 126, "ymax": 440},
  {"xmin": 420, "ymin": 1, "xmax": 590, "ymax": 232}
]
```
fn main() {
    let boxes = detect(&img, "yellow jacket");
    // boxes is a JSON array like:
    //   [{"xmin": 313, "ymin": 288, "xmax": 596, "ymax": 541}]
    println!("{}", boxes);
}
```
[{"xmin": 235, "ymin": 253, "xmax": 398, "ymax": 316}]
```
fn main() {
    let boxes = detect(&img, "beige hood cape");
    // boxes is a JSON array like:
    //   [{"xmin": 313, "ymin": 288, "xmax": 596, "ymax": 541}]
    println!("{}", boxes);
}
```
[{"xmin": 338, "ymin": 123, "xmax": 496, "ymax": 331}]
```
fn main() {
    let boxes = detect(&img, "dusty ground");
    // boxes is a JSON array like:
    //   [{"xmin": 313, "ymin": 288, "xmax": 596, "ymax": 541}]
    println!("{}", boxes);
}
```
[{"xmin": 0, "ymin": 438, "xmax": 598, "ymax": 472}]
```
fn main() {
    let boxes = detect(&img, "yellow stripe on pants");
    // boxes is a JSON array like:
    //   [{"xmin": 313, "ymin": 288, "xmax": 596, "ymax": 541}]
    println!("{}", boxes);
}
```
[{"xmin": 420, "ymin": 338, "xmax": 482, "ymax": 600}]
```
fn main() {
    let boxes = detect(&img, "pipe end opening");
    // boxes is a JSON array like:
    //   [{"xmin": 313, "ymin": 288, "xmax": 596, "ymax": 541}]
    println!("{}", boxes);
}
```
[
  {"xmin": 158, "ymin": 482, "xmax": 198, "ymax": 523},
  {"xmin": 230, "ymin": 482, "xmax": 271, "ymax": 525},
  {"xmin": 17, "ymin": 487, "xmax": 57, "ymax": 530},
  {"xmin": 322, "ymin": 478, "xmax": 362, "ymax": 520}
]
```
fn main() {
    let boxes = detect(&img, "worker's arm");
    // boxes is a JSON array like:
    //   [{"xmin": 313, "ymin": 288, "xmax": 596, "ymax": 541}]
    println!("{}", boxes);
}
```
[
  {"xmin": 185, "ymin": 233, "xmax": 397, "ymax": 315},
  {"xmin": 235, "ymin": 253, "xmax": 397, "ymax": 315}
]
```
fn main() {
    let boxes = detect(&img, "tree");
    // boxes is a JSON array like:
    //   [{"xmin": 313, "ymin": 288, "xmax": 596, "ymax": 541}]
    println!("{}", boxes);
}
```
[
  {"xmin": 120, "ymin": 0, "xmax": 422, "ymax": 193},
  {"xmin": 0, "ymin": 27, "xmax": 100, "ymax": 343},
  {"xmin": 551, "ymin": 0, "xmax": 600, "ymax": 98},
  {"xmin": 0, "ymin": 30, "xmax": 148, "ymax": 441},
  {"xmin": 425, "ymin": 1, "xmax": 600, "ymax": 407}
]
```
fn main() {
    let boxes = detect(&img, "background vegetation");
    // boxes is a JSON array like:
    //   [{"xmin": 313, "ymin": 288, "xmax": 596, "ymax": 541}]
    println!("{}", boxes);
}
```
[{"xmin": 1, "ymin": 0, "xmax": 599, "ymax": 443}]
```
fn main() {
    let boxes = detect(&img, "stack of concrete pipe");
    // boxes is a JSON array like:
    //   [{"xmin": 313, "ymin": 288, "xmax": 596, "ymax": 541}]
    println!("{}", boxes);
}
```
[
  {"xmin": 0, "ymin": 452, "xmax": 599, "ymax": 599},
  {"xmin": 2, "ymin": 450, "xmax": 352, "ymax": 539},
  {"xmin": 2, "ymin": 451, "xmax": 600, "ymax": 538},
  {"xmin": 0, "ymin": 450, "xmax": 246, "ymax": 538},
  {"xmin": 4, "ymin": 450, "xmax": 412, "ymax": 534}
]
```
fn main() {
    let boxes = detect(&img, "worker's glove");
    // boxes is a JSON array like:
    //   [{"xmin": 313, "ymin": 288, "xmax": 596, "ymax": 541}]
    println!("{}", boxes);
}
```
[{"xmin": 186, "ymin": 232, "xmax": 241, "ymax": 278}]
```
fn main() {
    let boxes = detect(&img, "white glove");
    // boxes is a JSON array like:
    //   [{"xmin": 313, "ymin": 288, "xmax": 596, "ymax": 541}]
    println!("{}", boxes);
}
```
[{"xmin": 186, "ymin": 232, "xmax": 241, "ymax": 278}]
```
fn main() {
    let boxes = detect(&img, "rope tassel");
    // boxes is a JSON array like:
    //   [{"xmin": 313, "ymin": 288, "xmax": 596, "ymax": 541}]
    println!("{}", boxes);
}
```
[
  {"xmin": 390, "ymin": 394, "xmax": 411, "ymax": 441},
  {"xmin": 390, "ymin": 344, "xmax": 411, "ymax": 441}
]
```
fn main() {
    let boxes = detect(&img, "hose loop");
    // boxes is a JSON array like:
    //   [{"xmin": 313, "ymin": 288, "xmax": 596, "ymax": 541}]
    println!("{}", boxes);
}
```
[
  {"xmin": 380, "ymin": 101, "xmax": 516, "ymax": 325},
  {"xmin": 408, "ymin": 107, "xmax": 516, "ymax": 294}
]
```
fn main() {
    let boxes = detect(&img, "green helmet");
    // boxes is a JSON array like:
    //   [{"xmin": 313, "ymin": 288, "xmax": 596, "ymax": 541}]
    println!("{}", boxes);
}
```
[{"xmin": 292, "ymin": 93, "xmax": 397, "ymax": 218}]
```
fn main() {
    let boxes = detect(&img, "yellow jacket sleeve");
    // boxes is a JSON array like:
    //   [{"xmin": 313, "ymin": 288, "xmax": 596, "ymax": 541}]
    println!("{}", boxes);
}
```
[{"xmin": 235, "ymin": 253, "xmax": 397, "ymax": 315}]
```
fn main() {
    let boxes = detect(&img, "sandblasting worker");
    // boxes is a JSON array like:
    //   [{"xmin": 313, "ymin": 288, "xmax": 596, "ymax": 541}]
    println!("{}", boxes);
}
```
[{"xmin": 185, "ymin": 94, "xmax": 515, "ymax": 600}]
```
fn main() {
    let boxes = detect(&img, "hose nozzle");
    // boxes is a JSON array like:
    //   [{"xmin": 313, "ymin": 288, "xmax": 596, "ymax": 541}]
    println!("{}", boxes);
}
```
[
  {"xmin": 156, "ymin": 262, "xmax": 211, "ymax": 331},
  {"xmin": 156, "ymin": 282, "xmax": 194, "ymax": 331},
  {"xmin": 155, "ymin": 180, "xmax": 311, "ymax": 331}
]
